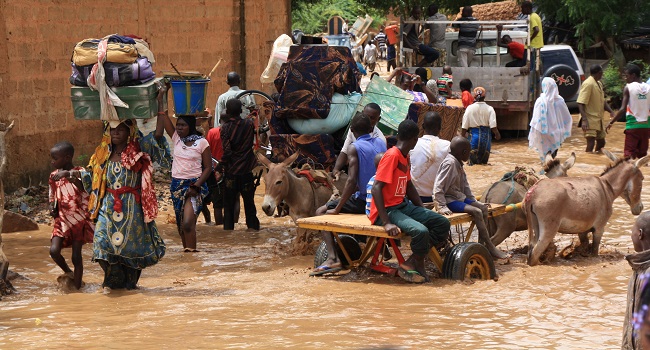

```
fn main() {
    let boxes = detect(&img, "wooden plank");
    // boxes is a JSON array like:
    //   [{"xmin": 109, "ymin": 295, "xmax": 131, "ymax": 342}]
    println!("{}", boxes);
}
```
[{"xmin": 296, "ymin": 205, "xmax": 507, "ymax": 238}]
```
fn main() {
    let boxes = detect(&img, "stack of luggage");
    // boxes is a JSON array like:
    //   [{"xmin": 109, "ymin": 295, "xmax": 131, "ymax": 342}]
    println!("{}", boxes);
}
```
[
  {"xmin": 69, "ymin": 34, "xmax": 156, "ymax": 87},
  {"xmin": 69, "ymin": 34, "xmax": 163, "ymax": 121}
]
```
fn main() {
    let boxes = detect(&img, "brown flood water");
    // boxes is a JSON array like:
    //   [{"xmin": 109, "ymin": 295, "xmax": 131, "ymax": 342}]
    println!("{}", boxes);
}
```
[{"xmin": 1, "ymin": 118, "xmax": 648, "ymax": 349}]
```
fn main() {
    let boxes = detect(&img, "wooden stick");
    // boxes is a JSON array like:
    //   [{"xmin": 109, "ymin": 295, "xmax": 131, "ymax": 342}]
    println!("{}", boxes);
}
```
[
  {"xmin": 207, "ymin": 59, "xmax": 223, "ymax": 79},
  {"xmin": 170, "ymin": 63, "xmax": 183, "ymax": 78}
]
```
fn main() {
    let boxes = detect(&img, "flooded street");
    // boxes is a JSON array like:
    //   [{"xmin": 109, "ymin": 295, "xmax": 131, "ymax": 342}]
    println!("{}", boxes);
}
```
[{"xmin": 1, "ymin": 118, "xmax": 647, "ymax": 349}]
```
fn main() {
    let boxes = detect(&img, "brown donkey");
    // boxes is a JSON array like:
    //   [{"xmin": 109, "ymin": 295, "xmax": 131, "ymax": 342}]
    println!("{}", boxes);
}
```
[
  {"xmin": 483, "ymin": 152, "xmax": 576, "ymax": 247},
  {"xmin": 524, "ymin": 149, "xmax": 649, "ymax": 266},
  {"xmin": 257, "ymin": 152, "xmax": 346, "ymax": 222}
]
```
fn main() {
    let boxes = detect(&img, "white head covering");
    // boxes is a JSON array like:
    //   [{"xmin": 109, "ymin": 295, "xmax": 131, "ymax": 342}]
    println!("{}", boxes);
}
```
[{"xmin": 529, "ymin": 77, "xmax": 573, "ymax": 162}]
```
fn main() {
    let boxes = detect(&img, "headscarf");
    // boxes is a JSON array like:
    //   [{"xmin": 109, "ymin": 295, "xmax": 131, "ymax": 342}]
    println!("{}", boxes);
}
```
[
  {"xmin": 528, "ymin": 77, "xmax": 573, "ymax": 161},
  {"xmin": 87, "ymin": 120, "xmax": 158, "ymax": 223},
  {"xmin": 177, "ymin": 115, "xmax": 203, "ymax": 143},
  {"xmin": 473, "ymin": 87, "xmax": 486, "ymax": 100}
]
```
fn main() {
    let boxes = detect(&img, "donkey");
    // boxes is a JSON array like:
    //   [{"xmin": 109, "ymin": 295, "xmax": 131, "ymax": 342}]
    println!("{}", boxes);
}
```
[
  {"xmin": 524, "ymin": 149, "xmax": 649, "ymax": 266},
  {"xmin": 483, "ymin": 152, "xmax": 576, "ymax": 246},
  {"xmin": 257, "ymin": 152, "xmax": 347, "ymax": 222}
]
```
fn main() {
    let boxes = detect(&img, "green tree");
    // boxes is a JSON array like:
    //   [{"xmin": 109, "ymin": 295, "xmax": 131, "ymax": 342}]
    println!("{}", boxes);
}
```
[
  {"xmin": 292, "ymin": 0, "xmax": 386, "ymax": 34},
  {"xmin": 535, "ymin": 0, "xmax": 650, "ymax": 51}
]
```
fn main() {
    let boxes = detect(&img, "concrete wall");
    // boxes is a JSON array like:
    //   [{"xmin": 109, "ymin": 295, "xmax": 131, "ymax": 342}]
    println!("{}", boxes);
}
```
[{"xmin": 0, "ymin": 0, "xmax": 290, "ymax": 190}]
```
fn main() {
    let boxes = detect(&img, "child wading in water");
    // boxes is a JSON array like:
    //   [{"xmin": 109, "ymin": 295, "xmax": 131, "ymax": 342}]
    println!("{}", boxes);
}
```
[{"xmin": 49, "ymin": 141, "xmax": 94, "ymax": 290}]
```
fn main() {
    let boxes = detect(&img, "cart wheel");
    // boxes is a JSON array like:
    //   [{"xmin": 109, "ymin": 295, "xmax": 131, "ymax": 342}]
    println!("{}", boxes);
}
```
[
  {"xmin": 313, "ymin": 234, "xmax": 362, "ymax": 269},
  {"xmin": 442, "ymin": 242, "xmax": 496, "ymax": 281},
  {"xmin": 235, "ymin": 90, "xmax": 272, "ymax": 112}
]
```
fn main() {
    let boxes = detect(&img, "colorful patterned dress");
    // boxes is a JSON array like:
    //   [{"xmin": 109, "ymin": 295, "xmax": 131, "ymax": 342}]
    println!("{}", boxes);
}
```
[
  {"xmin": 83, "ymin": 126, "xmax": 168, "ymax": 290},
  {"xmin": 49, "ymin": 166, "xmax": 94, "ymax": 247}
]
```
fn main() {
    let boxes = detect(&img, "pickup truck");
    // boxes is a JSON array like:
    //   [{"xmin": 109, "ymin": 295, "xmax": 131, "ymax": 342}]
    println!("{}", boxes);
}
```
[{"xmin": 400, "ymin": 20, "xmax": 583, "ymax": 131}]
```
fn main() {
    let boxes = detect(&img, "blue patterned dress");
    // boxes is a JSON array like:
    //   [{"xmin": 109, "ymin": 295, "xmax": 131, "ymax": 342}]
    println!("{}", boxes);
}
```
[
  {"xmin": 82, "ymin": 132, "xmax": 168, "ymax": 289},
  {"xmin": 87, "ymin": 161, "xmax": 165, "ymax": 289}
]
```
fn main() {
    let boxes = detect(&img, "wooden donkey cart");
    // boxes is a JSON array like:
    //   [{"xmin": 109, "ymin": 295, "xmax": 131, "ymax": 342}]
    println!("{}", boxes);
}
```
[{"xmin": 296, "ymin": 203, "xmax": 521, "ymax": 281}]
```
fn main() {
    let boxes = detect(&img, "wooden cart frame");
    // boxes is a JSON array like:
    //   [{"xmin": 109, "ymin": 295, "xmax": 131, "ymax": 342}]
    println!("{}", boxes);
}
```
[{"xmin": 297, "ymin": 203, "xmax": 521, "ymax": 280}]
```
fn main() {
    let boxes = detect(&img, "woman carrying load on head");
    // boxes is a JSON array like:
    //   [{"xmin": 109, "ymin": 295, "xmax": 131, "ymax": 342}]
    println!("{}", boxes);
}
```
[
  {"xmin": 55, "ymin": 114, "xmax": 169, "ymax": 291},
  {"xmin": 461, "ymin": 87, "xmax": 501, "ymax": 165},
  {"xmin": 156, "ymin": 83, "xmax": 212, "ymax": 253},
  {"xmin": 529, "ymin": 77, "xmax": 573, "ymax": 163}
]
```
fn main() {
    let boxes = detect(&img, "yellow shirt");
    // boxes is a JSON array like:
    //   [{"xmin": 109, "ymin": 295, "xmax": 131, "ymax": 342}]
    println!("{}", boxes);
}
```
[
  {"xmin": 577, "ymin": 76, "xmax": 605, "ymax": 130},
  {"xmin": 529, "ymin": 13, "xmax": 544, "ymax": 49}
]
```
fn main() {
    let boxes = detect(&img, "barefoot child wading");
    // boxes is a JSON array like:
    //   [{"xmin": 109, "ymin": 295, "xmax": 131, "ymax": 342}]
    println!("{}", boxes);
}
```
[
  {"xmin": 49, "ymin": 142, "xmax": 94, "ymax": 290},
  {"xmin": 433, "ymin": 136, "xmax": 509, "ymax": 259}
]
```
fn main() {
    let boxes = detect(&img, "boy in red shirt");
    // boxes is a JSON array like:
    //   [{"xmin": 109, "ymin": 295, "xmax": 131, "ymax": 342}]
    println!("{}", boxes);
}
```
[
  {"xmin": 369, "ymin": 120, "xmax": 450, "ymax": 283},
  {"xmin": 497, "ymin": 25, "xmax": 526, "ymax": 67}
]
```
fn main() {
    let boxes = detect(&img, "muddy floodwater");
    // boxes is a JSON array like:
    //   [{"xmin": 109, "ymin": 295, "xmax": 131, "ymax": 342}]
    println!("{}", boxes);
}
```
[{"xmin": 1, "ymin": 118, "xmax": 647, "ymax": 349}]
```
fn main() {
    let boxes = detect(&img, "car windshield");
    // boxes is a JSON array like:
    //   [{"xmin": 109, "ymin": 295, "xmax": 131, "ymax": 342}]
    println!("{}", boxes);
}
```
[
  {"xmin": 540, "ymin": 49, "xmax": 579, "ymax": 71},
  {"xmin": 326, "ymin": 35, "xmax": 351, "ymax": 49}
]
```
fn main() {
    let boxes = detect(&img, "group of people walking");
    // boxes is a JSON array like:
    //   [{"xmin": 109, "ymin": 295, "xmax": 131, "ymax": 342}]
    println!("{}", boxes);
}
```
[{"xmin": 48, "ymin": 72, "xmax": 260, "ymax": 292}]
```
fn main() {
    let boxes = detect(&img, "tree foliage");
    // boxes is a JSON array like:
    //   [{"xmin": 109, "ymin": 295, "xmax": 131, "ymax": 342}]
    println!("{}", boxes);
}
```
[
  {"xmin": 602, "ymin": 60, "xmax": 650, "ymax": 103},
  {"xmin": 353, "ymin": 0, "xmax": 503, "ymax": 16},
  {"xmin": 292, "ymin": 0, "xmax": 387, "ymax": 34},
  {"xmin": 535, "ymin": 0, "xmax": 650, "ymax": 49}
]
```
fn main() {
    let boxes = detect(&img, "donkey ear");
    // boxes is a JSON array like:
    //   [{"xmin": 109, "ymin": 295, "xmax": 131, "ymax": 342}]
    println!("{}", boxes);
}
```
[
  {"xmin": 282, "ymin": 152, "xmax": 300, "ymax": 167},
  {"xmin": 635, "ymin": 155, "xmax": 650, "ymax": 168},
  {"xmin": 601, "ymin": 149, "xmax": 618, "ymax": 163},
  {"xmin": 563, "ymin": 152, "xmax": 576, "ymax": 170},
  {"xmin": 543, "ymin": 152, "xmax": 554, "ymax": 167},
  {"xmin": 256, "ymin": 151, "xmax": 272, "ymax": 168}
]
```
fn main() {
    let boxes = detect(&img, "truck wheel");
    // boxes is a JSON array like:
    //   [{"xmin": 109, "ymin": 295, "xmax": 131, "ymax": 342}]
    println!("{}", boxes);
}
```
[
  {"xmin": 313, "ymin": 234, "xmax": 362, "ymax": 269},
  {"xmin": 544, "ymin": 64, "xmax": 580, "ymax": 101},
  {"xmin": 442, "ymin": 242, "xmax": 496, "ymax": 280}
]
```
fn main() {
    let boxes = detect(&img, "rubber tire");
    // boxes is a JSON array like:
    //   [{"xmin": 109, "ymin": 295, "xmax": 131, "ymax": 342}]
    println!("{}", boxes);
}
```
[
  {"xmin": 235, "ymin": 89, "xmax": 272, "ymax": 108},
  {"xmin": 313, "ymin": 234, "xmax": 362, "ymax": 269},
  {"xmin": 442, "ymin": 242, "xmax": 496, "ymax": 281},
  {"xmin": 543, "ymin": 64, "xmax": 580, "ymax": 101}
]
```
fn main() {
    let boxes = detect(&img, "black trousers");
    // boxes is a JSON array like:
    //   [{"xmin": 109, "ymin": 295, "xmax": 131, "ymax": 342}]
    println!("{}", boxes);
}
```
[{"xmin": 223, "ymin": 172, "xmax": 260, "ymax": 230}]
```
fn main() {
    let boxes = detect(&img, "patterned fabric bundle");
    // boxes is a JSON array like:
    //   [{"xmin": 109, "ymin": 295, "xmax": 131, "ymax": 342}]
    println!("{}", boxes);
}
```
[
  {"xmin": 274, "ymin": 46, "xmax": 361, "ymax": 120},
  {"xmin": 269, "ymin": 134, "xmax": 339, "ymax": 171}
]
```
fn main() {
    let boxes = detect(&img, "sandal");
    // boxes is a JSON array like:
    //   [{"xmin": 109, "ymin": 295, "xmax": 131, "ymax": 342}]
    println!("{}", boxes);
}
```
[{"xmin": 397, "ymin": 267, "xmax": 426, "ymax": 283}]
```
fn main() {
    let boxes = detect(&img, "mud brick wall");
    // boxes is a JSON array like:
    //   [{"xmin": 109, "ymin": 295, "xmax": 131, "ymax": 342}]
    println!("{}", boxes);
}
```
[{"xmin": 0, "ymin": 0, "xmax": 290, "ymax": 190}]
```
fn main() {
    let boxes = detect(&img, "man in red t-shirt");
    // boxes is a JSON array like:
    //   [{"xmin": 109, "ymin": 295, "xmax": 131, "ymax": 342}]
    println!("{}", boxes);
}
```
[
  {"xmin": 497, "ymin": 25, "xmax": 526, "ymax": 68},
  {"xmin": 369, "ymin": 120, "xmax": 450, "ymax": 283}
]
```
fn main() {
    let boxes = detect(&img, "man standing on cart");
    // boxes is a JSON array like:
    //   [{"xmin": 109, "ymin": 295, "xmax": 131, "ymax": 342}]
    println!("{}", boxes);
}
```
[{"xmin": 402, "ymin": 7, "xmax": 439, "ymax": 67}]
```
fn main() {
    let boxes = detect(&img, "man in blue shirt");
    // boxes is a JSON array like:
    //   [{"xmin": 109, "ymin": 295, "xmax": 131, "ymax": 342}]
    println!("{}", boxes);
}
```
[{"xmin": 310, "ymin": 113, "xmax": 387, "ymax": 276}]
